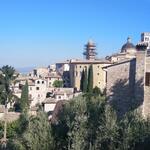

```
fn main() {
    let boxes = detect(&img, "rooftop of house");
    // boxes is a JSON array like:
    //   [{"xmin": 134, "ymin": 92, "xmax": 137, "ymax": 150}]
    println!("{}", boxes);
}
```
[
  {"xmin": 70, "ymin": 58, "xmax": 111, "ymax": 64},
  {"xmin": 103, "ymin": 58, "xmax": 136, "ymax": 69},
  {"xmin": 45, "ymin": 72, "xmax": 62, "ymax": 78},
  {"xmin": 56, "ymin": 60, "xmax": 70, "ymax": 64}
]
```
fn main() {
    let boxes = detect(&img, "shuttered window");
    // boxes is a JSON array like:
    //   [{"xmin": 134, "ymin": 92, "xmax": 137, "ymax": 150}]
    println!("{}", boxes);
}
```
[{"xmin": 145, "ymin": 72, "xmax": 150, "ymax": 86}]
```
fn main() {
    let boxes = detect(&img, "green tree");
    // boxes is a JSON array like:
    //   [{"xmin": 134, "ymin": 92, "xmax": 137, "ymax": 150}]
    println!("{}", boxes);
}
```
[
  {"xmin": 93, "ymin": 86, "xmax": 101, "ymax": 96},
  {"xmin": 80, "ymin": 68, "xmax": 88, "ymax": 93},
  {"xmin": 20, "ymin": 81, "xmax": 29, "ymax": 112},
  {"xmin": 49, "ymin": 94, "xmax": 150, "ymax": 150},
  {"xmin": 53, "ymin": 80, "xmax": 63, "ymax": 87},
  {"xmin": 21, "ymin": 111, "xmax": 53, "ymax": 150},
  {"xmin": 7, "ymin": 139, "xmax": 26, "ymax": 150},
  {"xmin": 80, "ymin": 69, "xmax": 85, "ymax": 92},
  {"xmin": 86, "ymin": 95, "xmax": 106, "ymax": 149},
  {"xmin": 0, "ymin": 65, "xmax": 18, "ymax": 148},
  {"xmin": 0, "ymin": 65, "xmax": 17, "ymax": 105},
  {"xmin": 87, "ymin": 65, "xmax": 93, "ymax": 93},
  {"xmin": 67, "ymin": 96, "xmax": 88, "ymax": 150},
  {"xmin": 95, "ymin": 105, "xmax": 119, "ymax": 150},
  {"xmin": 83, "ymin": 68, "xmax": 88, "ymax": 93},
  {"xmin": 117, "ymin": 111, "xmax": 150, "ymax": 150}
]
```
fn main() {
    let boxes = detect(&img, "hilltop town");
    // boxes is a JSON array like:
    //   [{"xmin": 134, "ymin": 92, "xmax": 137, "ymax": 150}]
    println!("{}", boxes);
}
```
[
  {"xmin": 0, "ymin": 32, "xmax": 149, "ymax": 120},
  {"xmin": 0, "ymin": 32, "xmax": 150, "ymax": 149}
]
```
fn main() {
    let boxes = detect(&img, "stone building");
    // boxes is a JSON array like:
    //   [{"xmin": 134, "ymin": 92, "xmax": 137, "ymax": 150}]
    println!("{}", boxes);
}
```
[
  {"xmin": 56, "ymin": 60, "xmax": 70, "ymax": 87},
  {"xmin": 69, "ymin": 40, "xmax": 111, "ymax": 91},
  {"xmin": 141, "ymin": 32, "xmax": 150, "ymax": 49},
  {"xmin": 14, "ymin": 69, "xmax": 63, "ymax": 107},
  {"xmin": 28, "ymin": 78, "xmax": 47, "ymax": 107},
  {"xmin": 45, "ymin": 72, "xmax": 62, "ymax": 88},
  {"xmin": 29, "ymin": 67, "xmax": 49, "ymax": 78},
  {"xmin": 104, "ymin": 42, "xmax": 150, "ymax": 117}
]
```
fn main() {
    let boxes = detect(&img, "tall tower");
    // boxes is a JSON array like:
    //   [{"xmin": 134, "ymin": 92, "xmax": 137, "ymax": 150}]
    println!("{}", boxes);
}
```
[{"xmin": 83, "ymin": 40, "xmax": 97, "ymax": 60}]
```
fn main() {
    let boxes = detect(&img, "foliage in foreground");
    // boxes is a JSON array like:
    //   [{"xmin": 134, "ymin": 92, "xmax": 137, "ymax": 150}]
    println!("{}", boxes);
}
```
[
  {"xmin": 1, "ymin": 95, "xmax": 150, "ymax": 150},
  {"xmin": 0, "ymin": 112, "xmax": 53, "ymax": 150},
  {"xmin": 51, "ymin": 95, "xmax": 150, "ymax": 150}
]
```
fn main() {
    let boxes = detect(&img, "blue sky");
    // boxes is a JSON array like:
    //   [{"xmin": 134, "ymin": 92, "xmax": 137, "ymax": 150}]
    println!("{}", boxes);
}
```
[{"xmin": 0, "ymin": 0, "xmax": 150, "ymax": 68}]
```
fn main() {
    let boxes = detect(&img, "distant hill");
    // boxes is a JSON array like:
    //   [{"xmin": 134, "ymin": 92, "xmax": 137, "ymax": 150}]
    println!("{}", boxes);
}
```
[{"xmin": 16, "ymin": 67, "xmax": 35, "ymax": 74}]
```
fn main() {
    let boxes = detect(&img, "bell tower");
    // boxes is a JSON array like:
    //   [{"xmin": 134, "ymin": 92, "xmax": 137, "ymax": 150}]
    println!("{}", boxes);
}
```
[{"xmin": 83, "ymin": 40, "xmax": 97, "ymax": 60}]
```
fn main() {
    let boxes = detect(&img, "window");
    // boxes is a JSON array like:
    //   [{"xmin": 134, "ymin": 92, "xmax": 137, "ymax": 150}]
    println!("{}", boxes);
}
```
[
  {"xmin": 42, "ymin": 81, "xmax": 44, "ymax": 84},
  {"xmin": 19, "ymin": 84, "xmax": 23, "ymax": 90},
  {"xmin": 97, "ymin": 66, "xmax": 100, "ymax": 68},
  {"xmin": 36, "ymin": 87, "xmax": 40, "ymax": 90},
  {"xmin": 30, "ymin": 87, "xmax": 32, "ymax": 90},
  {"xmin": 59, "ymin": 96, "xmax": 61, "ymax": 99},
  {"xmin": 145, "ymin": 37, "xmax": 149, "ymax": 41},
  {"xmin": 145, "ymin": 72, "xmax": 150, "ymax": 86},
  {"xmin": 80, "ymin": 66, "xmax": 82, "ymax": 68},
  {"xmin": 29, "ymin": 94, "xmax": 32, "ymax": 99},
  {"xmin": 37, "ymin": 81, "xmax": 40, "ymax": 84},
  {"xmin": 97, "ymin": 73, "xmax": 100, "ymax": 75}
]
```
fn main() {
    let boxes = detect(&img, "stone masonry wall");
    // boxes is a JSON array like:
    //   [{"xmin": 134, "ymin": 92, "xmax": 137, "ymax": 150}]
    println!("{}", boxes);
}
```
[
  {"xmin": 106, "ymin": 59, "xmax": 136, "ymax": 116},
  {"xmin": 143, "ymin": 55, "xmax": 150, "ymax": 117},
  {"xmin": 134, "ymin": 51, "xmax": 146, "ymax": 115}
]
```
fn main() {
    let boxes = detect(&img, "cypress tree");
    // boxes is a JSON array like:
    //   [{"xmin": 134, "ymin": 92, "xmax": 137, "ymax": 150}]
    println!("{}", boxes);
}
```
[
  {"xmin": 87, "ymin": 65, "xmax": 93, "ymax": 93},
  {"xmin": 20, "ymin": 81, "xmax": 29, "ymax": 112},
  {"xmin": 80, "ymin": 69, "xmax": 85, "ymax": 92},
  {"xmin": 83, "ymin": 67, "xmax": 88, "ymax": 93}
]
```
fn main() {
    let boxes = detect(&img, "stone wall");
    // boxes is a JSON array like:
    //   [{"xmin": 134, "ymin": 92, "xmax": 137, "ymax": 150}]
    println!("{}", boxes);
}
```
[
  {"xmin": 143, "ymin": 55, "xmax": 150, "ymax": 117},
  {"xmin": 134, "ymin": 51, "xmax": 146, "ymax": 115},
  {"xmin": 106, "ymin": 49, "xmax": 150, "ymax": 118},
  {"xmin": 106, "ymin": 59, "xmax": 136, "ymax": 116}
]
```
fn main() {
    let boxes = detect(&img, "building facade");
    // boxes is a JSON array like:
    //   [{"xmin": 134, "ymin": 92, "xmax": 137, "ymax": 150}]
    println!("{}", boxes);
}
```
[
  {"xmin": 70, "ymin": 40, "xmax": 111, "ymax": 91},
  {"xmin": 104, "ymin": 42, "xmax": 150, "ymax": 117},
  {"xmin": 70, "ymin": 59, "xmax": 110, "ymax": 91}
]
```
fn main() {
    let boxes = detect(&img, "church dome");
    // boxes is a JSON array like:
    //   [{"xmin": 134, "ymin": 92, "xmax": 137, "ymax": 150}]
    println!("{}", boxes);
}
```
[{"xmin": 121, "ymin": 37, "xmax": 135, "ymax": 53}]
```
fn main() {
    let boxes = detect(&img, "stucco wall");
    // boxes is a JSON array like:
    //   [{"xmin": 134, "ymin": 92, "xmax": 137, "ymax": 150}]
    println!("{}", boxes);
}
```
[{"xmin": 29, "ymin": 79, "xmax": 47, "ymax": 107}]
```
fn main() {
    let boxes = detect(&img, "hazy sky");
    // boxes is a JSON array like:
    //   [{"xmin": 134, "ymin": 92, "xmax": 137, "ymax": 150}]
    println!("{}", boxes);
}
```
[{"xmin": 0, "ymin": 0, "xmax": 150, "ymax": 68}]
